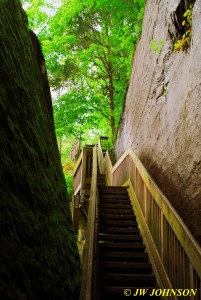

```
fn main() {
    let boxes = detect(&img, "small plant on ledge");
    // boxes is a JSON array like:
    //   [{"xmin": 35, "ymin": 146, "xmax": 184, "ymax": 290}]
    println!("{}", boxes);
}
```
[
  {"xmin": 174, "ymin": 5, "xmax": 193, "ymax": 52},
  {"xmin": 150, "ymin": 39, "xmax": 165, "ymax": 54}
]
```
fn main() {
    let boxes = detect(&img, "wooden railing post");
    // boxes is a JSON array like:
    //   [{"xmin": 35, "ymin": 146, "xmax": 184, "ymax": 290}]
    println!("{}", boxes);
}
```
[
  {"xmin": 68, "ymin": 139, "xmax": 81, "ymax": 161},
  {"xmin": 73, "ymin": 149, "xmax": 83, "ymax": 196},
  {"xmin": 98, "ymin": 136, "xmax": 108, "ymax": 174},
  {"xmin": 161, "ymin": 210, "xmax": 164, "ymax": 262},
  {"xmin": 81, "ymin": 147, "xmax": 87, "ymax": 190},
  {"xmin": 72, "ymin": 150, "xmax": 83, "ymax": 231},
  {"xmin": 80, "ymin": 145, "xmax": 98, "ymax": 300},
  {"xmin": 72, "ymin": 194, "xmax": 80, "ymax": 234}
]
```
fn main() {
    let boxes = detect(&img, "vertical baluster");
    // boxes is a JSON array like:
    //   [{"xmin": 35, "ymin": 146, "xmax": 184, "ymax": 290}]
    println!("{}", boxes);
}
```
[
  {"xmin": 173, "ymin": 232, "xmax": 176, "ymax": 289},
  {"xmin": 159, "ymin": 205, "xmax": 161, "ymax": 254},
  {"xmin": 168, "ymin": 224, "xmax": 171, "ymax": 279},
  {"xmin": 163, "ymin": 217, "xmax": 167, "ymax": 270},
  {"xmin": 185, "ymin": 254, "xmax": 189, "ymax": 295},
  {"xmin": 161, "ymin": 211, "xmax": 164, "ymax": 263},
  {"xmin": 182, "ymin": 247, "xmax": 185, "ymax": 289},
  {"xmin": 144, "ymin": 184, "xmax": 147, "ymax": 223},
  {"xmin": 175, "ymin": 237, "xmax": 178, "ymax": 289},
  {"xmin": 153, "ymin": 201, "xmax": 155, "ymax": 244},
  {"xmin": 178, "ymin": 241, "xmax": 182, "ymax": 288},
  {"xmin": 189, "ymin": 262, "xmax": 194, "ymax": 300}
]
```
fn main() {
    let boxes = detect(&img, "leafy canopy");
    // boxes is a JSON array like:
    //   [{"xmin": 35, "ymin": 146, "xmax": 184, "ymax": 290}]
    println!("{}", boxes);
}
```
[{"xmin": 22, "ymin": 0, "xmax": 145, "ymax": 145}]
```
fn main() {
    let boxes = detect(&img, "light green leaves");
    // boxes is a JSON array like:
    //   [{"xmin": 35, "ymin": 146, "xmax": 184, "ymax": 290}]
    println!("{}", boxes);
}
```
[
  {"xmin": 173, "ymin": 5, "xmax": 193, "ymax": 52},
  {"xmin": 150, "ymin": 39, "xmax": 165, "ymax": 54},
  {"xmin": 23, "ymin": 0, "xmax": 146, "ymax": 143}
]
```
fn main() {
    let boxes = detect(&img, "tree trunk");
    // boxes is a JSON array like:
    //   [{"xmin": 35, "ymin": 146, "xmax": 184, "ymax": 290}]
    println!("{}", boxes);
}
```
[
  {"xmin": 58, "ymin": 136, "xmax": 63, "ymax": 154},
  {"xmin": 108, "ymin": 64, "xmax": 115, "ymax": 139},
  {"xmin": 0, "ymin": 1, "xmax": 80, "ymax": 299}
]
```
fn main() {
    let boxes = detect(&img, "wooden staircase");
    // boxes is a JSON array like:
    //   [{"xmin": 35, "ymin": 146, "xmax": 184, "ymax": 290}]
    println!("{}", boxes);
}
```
[
  {"xmin": 75, "ymin": 143, "xmax": 201, "ymax": 300},
  {"xmin": 97, "ymin": 173, "xmax": 106, "ymax": 187},
  {"xmin": 98, "ymin": 186, "xmax": 156, "ymax": 299}
]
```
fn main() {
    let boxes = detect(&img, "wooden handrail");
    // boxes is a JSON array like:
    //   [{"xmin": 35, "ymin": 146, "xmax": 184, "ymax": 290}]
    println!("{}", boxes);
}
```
[
  {"xmin": 72, "ymin": 146, "xmax": 94, "ymax": 232},
  {"xmin": 68, "ymin": 139, "xmax": 81, "ymax": 161},
  {"xmin": 79, "ymin": 145, "xmax": 98, "ymax": 300},
  {"xmin": 99, "ymin": 144, "xmax": 201, "ymax": 299},
  {"xmin": 72, "ymin": 149, "xmax": 83, "ymax": 232},
  {"xmin": 98, "ymin": 137, "xmax": 105, "ymax": 174},
  {"xmin": 104, "ymin": 151, "xmax": 113, "ymax": 186},
  {"xmin": 72, "ymin": 149, "xmax": 83, "ymax": 195},
  {"xmin": 98, "ymin": 137, "xmax": 112, "ymax": 184},
  {"xmin": 73, "ymin": 146, "xmax": 93, "ymax": 196}
]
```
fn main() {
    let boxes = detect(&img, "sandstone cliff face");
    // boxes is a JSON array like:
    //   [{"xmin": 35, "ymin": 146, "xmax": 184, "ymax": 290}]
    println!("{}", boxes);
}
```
[
  {"xmin": 0, "ymin": 1, "xmax": 80, "ymax": 299},
  {"xmin": 115, "ymin": 0, "xmax": 201, "ymax": 244}
]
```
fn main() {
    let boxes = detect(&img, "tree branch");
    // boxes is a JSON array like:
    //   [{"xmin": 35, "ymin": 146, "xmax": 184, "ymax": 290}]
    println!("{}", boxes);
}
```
[
  {"xmin": 91, "ymin": 54, "xmax": 108, "ymax": 76},
  {"xmin": 94, "ymin": 106, "xmax": 110, "ymax": 121},
  {"xmin": 86, "ymin": 74, "xmax": 107, "ymax": 80}
]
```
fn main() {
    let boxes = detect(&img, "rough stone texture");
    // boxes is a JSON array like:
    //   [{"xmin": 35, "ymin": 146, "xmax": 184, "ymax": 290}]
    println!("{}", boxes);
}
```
[
  {"xmin": 0, "ymin": 1, "xmax": 80, "ymax": 299},
  {"xmin": 115, "ymin": 0, "xmax": 201, "ymax": 244}
]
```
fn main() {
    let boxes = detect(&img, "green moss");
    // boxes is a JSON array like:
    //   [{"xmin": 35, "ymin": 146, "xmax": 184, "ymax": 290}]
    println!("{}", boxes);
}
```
[{"xmin": 0, "ymin": 1, "xmax": 81, "ymax": 299}]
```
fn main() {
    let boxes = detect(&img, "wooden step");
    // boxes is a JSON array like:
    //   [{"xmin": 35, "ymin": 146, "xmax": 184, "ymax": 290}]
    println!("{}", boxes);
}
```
[
  {"xmin": 99, "ymin": 234, "xmax": 142, "ymax": 242},
  {"xmin": 100, "ymin": 198, "xmax": 130, "ymax": 204},
  {"xmin": 100, "ymin": 214, "xmax": 136, "ymax": 220},
  {"xmin": 100, "ymin": 208, "xmax": 134, "ymax": 215},
  {"xmin": 98, "ymin": 179, "xmax": 105, "ymax": 184},
  {"xmin": 100, "ymin": 227, "xmax": 139, "ymax": 234},
  {"xmin": 98, "ymin": 174, "xmax": 105, "ymax": 177},
  {"xmin": 100, "ymin": 251, "xmax": 147, "ymax": 259},
  {"xmin": 99, "ymin": 186, "xmax": 128, "ymax": 190},
  {"xmin": 99, "ymin": 196, "xmax": 131, "ymax": 205},
  {"xmin": 99, "ymin": 220, "xmax": 138, "ymax": 227},
  {"xmin": 100, "ymin": 262, "xmax": 152, "ymax": 273},
  {"xmin": 100, "ymin": 203, "xmax": 132, "ymax": 209},
  {"xmin": 98, "ymin": 185, "xmax": 156, "ymax": 299},
  {"xmin": 100, "ymin": 252, "xmax": 148, "ymax": 263},
  {"xmin": 99, "ymin": 242, "xmax": 145, "ymax": 252},
  {"xmin": 99, "ymin": 187, "xmax": 128, "ymax": 195},
  {"xmin": 100, "ymin": 273, "xmax": 155, "ymax": 285},
  {"xmin": 98, "ymin": 183, "xmax": 106, "ymax": 187},
  {"xmin": 85, "ymin": 188, "xmax": 90, "ymax": 196}
]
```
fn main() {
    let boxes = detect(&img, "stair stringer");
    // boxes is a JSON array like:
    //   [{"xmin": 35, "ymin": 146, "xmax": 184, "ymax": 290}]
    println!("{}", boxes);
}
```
[{"xmin": 124, "ymin": 179, "xmax": 177, "ymax": 300}]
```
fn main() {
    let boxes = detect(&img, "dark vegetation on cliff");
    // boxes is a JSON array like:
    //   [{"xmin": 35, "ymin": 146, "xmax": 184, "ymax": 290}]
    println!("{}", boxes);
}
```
[{"xmin": 0, "ymin": 1, "xmax": 80, "ymax": 299}]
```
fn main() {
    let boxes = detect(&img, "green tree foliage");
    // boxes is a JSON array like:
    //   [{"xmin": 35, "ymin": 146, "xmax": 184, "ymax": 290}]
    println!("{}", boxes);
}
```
[{"xmin": 22, "ymin": 0, "xmax": 145, "ymax": 143}]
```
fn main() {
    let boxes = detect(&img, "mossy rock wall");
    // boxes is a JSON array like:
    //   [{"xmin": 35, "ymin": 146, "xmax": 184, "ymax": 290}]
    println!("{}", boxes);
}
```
[{"xmin": 0, "ymin": 1, "xmax": 80, "ymax": 299}]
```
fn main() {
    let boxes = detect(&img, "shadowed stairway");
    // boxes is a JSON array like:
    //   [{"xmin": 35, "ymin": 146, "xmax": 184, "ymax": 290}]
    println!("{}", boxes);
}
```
[
  {"xmin": 75, "ymin": 143, "xmax": 201, "ymax": 300},
  {"xmin": 98, "ymin": 185, "xmax": 157, "ymax": 299}
]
